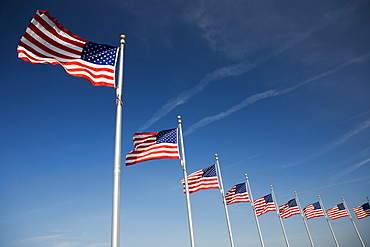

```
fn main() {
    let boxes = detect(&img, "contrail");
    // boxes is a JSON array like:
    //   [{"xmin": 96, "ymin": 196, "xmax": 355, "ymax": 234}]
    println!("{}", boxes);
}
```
[
  {"xmin": 332, "ymin": 158, "xmax": 370, "ymax": 180},
  {"xmin": 137, "ymin": 62, "xmax": 255, "ymax": 131},
  {"xmin": 184, "ymin": 53, "xmax": 370, "ymax": 135},
  {"xmin": 138, "ymin": 28, "xmax": 317, "ymax": 132}
]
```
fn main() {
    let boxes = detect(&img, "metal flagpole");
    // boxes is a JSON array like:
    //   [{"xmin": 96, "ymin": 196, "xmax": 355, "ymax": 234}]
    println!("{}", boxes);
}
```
[
  {"xmin": 341, "ymin": 197, "xmax": 365, "ymax": 247},
  {"xmin": 214, "ymin": 154, "xmax": 235, "ymax": 247},
  {"xmin": 318, "ymin": 195, "xmax": 340, "ymax": 247},
  {"xmin": 245, "ymin": 174, "xmax": 265, "ymax": 247},
  {"xmin": 111, "ymin": 34, "xmax": 126, "ymax": 247},
  {"xmin": 294, "ymin": 191, "xmax": 315, "ymax": 247},
  {"xmin": 367, "ymin": 197, "xmax": 369, "ymax": 204},
  {"xmin": 177, "ymin": 116, "xmax": 196, "ymax": 247},
  {"xmin": 270, "ymin": 185, "xmax": 290, "ymax": 247}
]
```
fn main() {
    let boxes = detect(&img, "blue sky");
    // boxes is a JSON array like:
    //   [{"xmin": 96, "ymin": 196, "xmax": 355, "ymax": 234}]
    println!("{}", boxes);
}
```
[{"xmin": 1, "ymin": 0, "xmax": 370, "ymax": 246}]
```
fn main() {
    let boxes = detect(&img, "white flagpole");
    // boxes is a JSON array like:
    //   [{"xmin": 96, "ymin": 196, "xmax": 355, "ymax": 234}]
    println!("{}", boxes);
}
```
[
  {"xmin": 318, "ymin": 195, "xmax": 340, "ymax": 247},
  {"xmin": 245, "ymin": 174, "xmax": 265, "ymax": 247},
  {"xmin": 294, "ymin": 191, "xmax": 315, "ymax": 247},
  {"xmin": 111, "ymin": 34, "xmax": 126, "ymax": 247},
  {"xmin": 341, "ymin": 197, "xmax": 365, "ymax": 247},
  {"xmin": 270, "ymin": 185, "xmax": 290, "ymax": 247},
  {"xmin": 214, "ymin": 154, "xmax": 235, "ymax": 247},
  {"xmin": 177, "ymin": 116, "xmax": 196, "ymax": 247}
]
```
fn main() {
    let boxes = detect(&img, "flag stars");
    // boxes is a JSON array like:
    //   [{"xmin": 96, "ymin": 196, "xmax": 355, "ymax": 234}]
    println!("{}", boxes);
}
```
[{"xmin": 81, "ymin": 42, "xmax": 118, "ymax": 65}]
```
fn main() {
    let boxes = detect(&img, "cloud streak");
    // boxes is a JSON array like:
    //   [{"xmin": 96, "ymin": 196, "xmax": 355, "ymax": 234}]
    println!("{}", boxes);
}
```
[
  {"xmin": 184, "ymin": 53, "xmax": 370, "ymax": 135},
  {"xmin": 332, "ymin": 158, "xmax": 370, "ymax": 180}
]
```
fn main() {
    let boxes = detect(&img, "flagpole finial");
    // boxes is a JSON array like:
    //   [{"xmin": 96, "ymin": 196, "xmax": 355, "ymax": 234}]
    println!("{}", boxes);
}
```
[
  {"xmin": 120, "ymin": 34, "xmax": 126, "ymax": 39},
  {"xmin": 215, "ymin": 153, "xmax": 218, "ymax": 157},
  {"xmin": 178, "ymin": 115, "xmax": 182, "ymax": 119},
  {"xmin": 270, "ymin": 185, "xmax": 273, "ymax": 188}
]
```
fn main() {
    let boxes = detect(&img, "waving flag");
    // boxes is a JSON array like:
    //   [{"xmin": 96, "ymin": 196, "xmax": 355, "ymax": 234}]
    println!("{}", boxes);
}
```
[
  {"xmin": 126, "ymin": 128, "xmax": 180, "ymax": 166},
  {"xmin": 225, "ymin": 183, "xmax": 250, "ymax": 205},
  {"xmin": 279, "ymin": 198, "xmax": 300, "ymax": 219},
  {"xmin": 353, "ymin": 203, "xmax": 370, "ymax": 219},
  {"xmin": 303, "ymin": 202, "xmax": 325, "ymax": 220},
  {"xmin": 181, "ymin": 164, "xmax": 219, "ymax": 194},
  {"xmin": 17, "ymin": 10, "xmax": 118, "ymax": 87},
  {"xmin": 327, "ymin": 203, "xmax": 349, "ymax": 220},
  {"xmin": 253, "ymin": 194, "xmax": 276, "ymax": 217}
]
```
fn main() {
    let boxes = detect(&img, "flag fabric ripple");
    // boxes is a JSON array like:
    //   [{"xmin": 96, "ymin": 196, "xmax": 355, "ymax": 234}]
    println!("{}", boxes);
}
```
[
  {"xmin": 181, "ymin": 164, "xmax": 219, "ymax": 194},
  {"xmin": 17, "ymin": 10, "xmax": 119, "ymax": 87},
  {"xmin": 253, "ymin": 194, "xmax": 276, "ymax": 217},
  {"xmin": 125, "ymin": 128, "xmax": 180, "ymax": 166},
  {"xmin": 353, "ymin": 202, "xmax": 370, "ymax": 219},
  {"xmin": 327, "ymin": 203, "xmax": 349, "ymax": 220},
  {"xmin": 279, "ymin": 198, "xmax": 300, "ymax": 219},
  {"xmin": 303, "ymin": 202, "xmax": 325, "ymax": 220},
  {"xmin": 225, "ymin": 183, "xmax": 250, "ymax": 205}
]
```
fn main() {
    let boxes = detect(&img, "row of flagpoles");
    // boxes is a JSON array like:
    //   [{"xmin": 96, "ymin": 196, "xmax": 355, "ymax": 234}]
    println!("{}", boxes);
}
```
[
  {"xmin": 17, "ymin": 10, "xmax": 369, "ymax": 247},
  {"xmin": 124, "ymin": 118, "xmax": 369, "ymax": 247}
]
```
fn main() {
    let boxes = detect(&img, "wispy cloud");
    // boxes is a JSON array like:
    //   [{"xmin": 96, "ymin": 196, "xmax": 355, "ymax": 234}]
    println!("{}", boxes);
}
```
[
  {"xmin": 184, "ymin": 54, "xmax": 370, "ymax": 135},
  {"xmin": 298, "ymin": 176, "xmax": 370, "ymax": 195},
  {"xmin": 138, "ymin": 62, "xmax": 253, "ymax": 131},
  {"xmin": 333, "ymin": 118, "xmax": 370, "ymax": 146},
  {"xmin": 332, "ymin": 158, "xmax": 370, "ymax": 180},
  {"xmin": 11, "ymin": 235, "xmax": 65, "ymax": 246}
]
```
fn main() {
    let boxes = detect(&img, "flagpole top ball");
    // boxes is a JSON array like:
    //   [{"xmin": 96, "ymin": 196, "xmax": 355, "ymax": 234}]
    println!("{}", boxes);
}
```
[
  {"xmin": 120, "ymin": 34, "xmax": 126, "ymax": 39},
  {"xmin": 177, "ymin": 116, "xmax": 182, "ymax": 119},
  {"xmin": 214, "ymin": 154, "xmax": 218, "ymax": 157}
]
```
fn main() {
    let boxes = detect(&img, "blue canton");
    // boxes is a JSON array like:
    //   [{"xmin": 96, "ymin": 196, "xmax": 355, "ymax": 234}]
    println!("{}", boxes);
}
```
[
  {"xmin": 264, "ymin": 194, "xmax": 273, "ymax": 203},
  {"xmin": 202, "ymin": 165, "xmax": 217, "ymax": 177},
  {"xmin": 81, "ymin": 42, "xmax": 118, "ymax": 65},
  {"xmin": 235, "ymin": 183, "xmax": 246, "ymax": 194},
  {"xmin": 156, "ymin": 129, "xmax": 177, "ymax": 144}
]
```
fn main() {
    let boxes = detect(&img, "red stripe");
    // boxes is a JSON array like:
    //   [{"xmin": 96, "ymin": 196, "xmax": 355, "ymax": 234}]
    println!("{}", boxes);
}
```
[
  {"xmin": 22, "ymin": 33, "xmax": 77, "ymax": 60},
  {"xmin": 17, "ymin": 49, "xmax": 58, "ymax": 65},
  {"xmin": 27, "ymin": 23, "xmax": 82, "ymax": 56},
  {"xmin": 34, "ymin": 12, "xmax": 86, "ymax": 48}
]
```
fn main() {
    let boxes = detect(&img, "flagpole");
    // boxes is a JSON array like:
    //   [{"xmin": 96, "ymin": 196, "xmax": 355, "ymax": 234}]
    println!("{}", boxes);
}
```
[
  {"xmin": 294, "ymin": 191, "xmax": 315, "ymax": 247},
  {"xmin": 270, "ymin": 185, "xmax": 290, "ymax": 247},
  {"xmin": 214, "ymin": 154, "xmax": 235, "ymax": 247},
  {"xmin": 111, "ymin": 34, "xmax": 126, "ymax": 247},
  {"xmin": 245, "ymin": 174, "xmax": 265, "ymax": 247},
  {"xmin": 318, "ymin": 195, "xmax": 340, "ymax": 247},
  {"xmin": 177, "ymin": 116, "xmax": 196, "ymax": 247},
  {"xmin": 341, "ymin": 197, "xmax": 365, "ymax": 247}
]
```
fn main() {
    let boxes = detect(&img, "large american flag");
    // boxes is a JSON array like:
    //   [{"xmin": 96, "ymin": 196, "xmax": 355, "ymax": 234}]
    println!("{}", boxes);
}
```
[
  {"xmin": 353, "ymin": 202, "xmax": 370, "ymax": 219},
  {"xmin": 125, "ymin": 128, "xmax": 180, "ymax": 166},
  {"xmin": 17, "ymin": 10, "xmax": 118, "ymax": 87},
  {"xmin": 303, "ymin": 202, "xmax": 325, "ymax": 220},
  {"xmin": 181, "ymin": 164, "xmax": 219, "ymax": 194},
  {"xmin": 279, "ymin": 198, "xmax": 300, "ymax": 219},
  {"xmin": 225, "ymin": 183, "xmax": 250, "ymax": 205},
  {"xmin": 327, "ymin": 203, "xmax": 349, "ymax": 220},
  {"xmin": 253, "ymin": 194, "xmax": 276, "ymax": 217}
]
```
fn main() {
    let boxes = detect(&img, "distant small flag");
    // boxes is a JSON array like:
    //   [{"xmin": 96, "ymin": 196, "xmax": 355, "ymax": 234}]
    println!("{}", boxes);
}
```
[
  {"xmin": 303, "ymin": 202, "xmax": 325, "ymax": 220},
  {"xmin": 279, "ymin": 198, "xmax": 300, "ymax": 219},
  {"xmin": 225, "ymin": 183, "xmax": 250, "ymax": 205},
  {"xmin": 125, "ymin": 128, "xmax": 180, "ymax": 166},
  {"xmin": 353, "ymin": 203, "xmax": 370, "ymax": 219},
  {"xmin": 181, "ymin": 164, "xmax": 219, "ymax": 194},
  {"xmin": 327, "ymin": 203, "xmax": 349, "ymax": 220},
  {"xmin": 253, "ymin": 194, "xmax": 276, "ymax": 217},
  {"xmin": 17, "ymin": 10, "xmax": 119, "ymax": 87}
]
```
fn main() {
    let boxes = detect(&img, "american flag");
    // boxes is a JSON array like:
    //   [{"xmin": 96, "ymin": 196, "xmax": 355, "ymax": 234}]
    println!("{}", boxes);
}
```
[
  {"xmin": 253, "ymin": 194, "xmax": 276, "ymax": 217},
  {"xmin": 327, "ymin": 203, "xmax": 349, "ymax": 220},
  {"xmin": 181, "ymin": 164, "xmax": 219, "ymax": 194},
  {"xmin": 125, "ymin": 128, "xmax": 180, "ymax": 166},
  {"xmin": 225, "ymin": 183, "xmax": 250, "ymax": 205},
  {"xmin": 303, "ymin": 202, "xmax": 325, "ymax": 220},
  {"xmin": 353, "ymin": 203, "xmax": 370, "ymax": 219},
  {"xmin": 279, "ymin": 198, "xmax": 300, "ymax": 219},
  {"xmin": 17, "ymin": 10, "xmax": 118, "ymax": 87}
]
